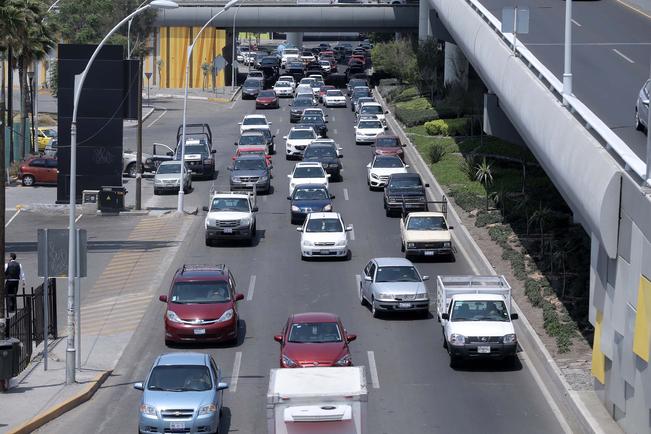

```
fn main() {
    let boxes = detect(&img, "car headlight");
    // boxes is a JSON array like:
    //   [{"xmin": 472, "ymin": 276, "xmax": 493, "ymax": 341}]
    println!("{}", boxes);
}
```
[
  {"xmin": 259, "ymin": 174, "xmax": 269, "ymax": 182},
  {"xmin": 198, "ymin": 404, "xmax": 217, "ymax": 415},
  {"xmin": 322, "ymin": 204, "xmax": 332, "ymax": 212},
  {"xmin": 166, "ymin": 310, "xmax": 182, "ymax": 323},
  {"xmin": 407, "ymin": 242, "xmax": 415, "ymax": 248},
  {"xmin": 282, "ymin": 354, "xmax": 298, "ymax": 368},
  {"xmin": 145, "ymin": 158, "xmax": 153, "ymax": 165},
  {"xmin": 154, "ymin": 179, "xmax": 163, "ymax": 185},
  {"xmin": 370, "ymin": 173, "xmax": 379, "ymax": 179},
  {"xmin": 140, "ymin": 404, "xmax": 157, "ymax": 416},
  {"xmin": 302, "ymin": 239, "xmax": 314, "ymax": 246},
  {"xmin": 334, "ymin": 354, "xmax": 352, "ymax": 366},
  {"xmin": 240, "ymin": 216, "xmax": 252, "ymax": 226},
  {"xmin": 503, "ymin": 334, "xmax": 517, "ymax": 344},
  {"xmin": 335, "ymin": 239, "xmax": 347, "ymax": 247},
  {"xmin": 376, "ymin": 293, "xmax": 393, "ymax": 300},
  {"xmin": 415, "ymin": 291, "xmax": 428, "ymax": 300},
  {"xmin": 449, "ymin": 333, "xmax": 466, "ymax": 346},
  {"xmin": 217, "ymin": 309, "xmax": 234, "ymax": 323},
  {"xmin": 291, "ymin": 205, "xmax": 300, "ymax": 212},
  {"xmin": 443, "ymin": 242, "xmax": 451, "ymax": 247},
  {"xmin": 231, "ymin": 177, "xmax": 240, "ymax": 183}
]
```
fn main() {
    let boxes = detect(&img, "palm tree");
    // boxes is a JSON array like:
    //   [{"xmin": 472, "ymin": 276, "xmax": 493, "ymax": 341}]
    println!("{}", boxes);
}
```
[{"xmin": 474, "ymin": 158, "xmax": 493, "ymax": 211}]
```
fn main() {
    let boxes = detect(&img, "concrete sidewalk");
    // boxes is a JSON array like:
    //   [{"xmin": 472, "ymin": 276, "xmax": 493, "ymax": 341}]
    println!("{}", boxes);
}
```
[
  {"xmin": 0, "ymin": 212, "xmax": 195, "ymax": 434},
  {"xmin": 149, "ymin": 85, "xmax": 241, "ymax": 103}
]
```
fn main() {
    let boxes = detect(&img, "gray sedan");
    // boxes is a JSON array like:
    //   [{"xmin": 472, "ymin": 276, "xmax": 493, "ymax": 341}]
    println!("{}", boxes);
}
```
[
  {"xmin": 153, "ymin": 161, "xmax": 192, "ymax": 195},
  {"xmin": 134, "ymin": 352, "xmax": 228, "ymax": 434},
  {"xmin": 229, "ymin": 155, "xmax": 272, "ymax": 194},
  {"xmin": 635, "ymin": 79, "xmax": 650, "ymax": 133},
  {"xmin": 359, "ymin": 257, "xmax": 430, "ymax": 318}
]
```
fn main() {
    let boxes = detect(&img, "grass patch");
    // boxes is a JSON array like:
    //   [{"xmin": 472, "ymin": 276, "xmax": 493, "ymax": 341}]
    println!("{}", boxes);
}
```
[{"xmin": 429, "ymin": 153, "xmax": 485, "ymax": 197}]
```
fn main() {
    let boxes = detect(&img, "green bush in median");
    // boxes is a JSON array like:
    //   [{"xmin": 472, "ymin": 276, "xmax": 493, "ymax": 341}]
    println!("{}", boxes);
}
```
[
  {"xmin": 394, "ymin": 107, "xmax": 439, "ymax": 127},
  {"xmin": 424, "ymin": 120, "xmax": 449, "ymax": 136}
]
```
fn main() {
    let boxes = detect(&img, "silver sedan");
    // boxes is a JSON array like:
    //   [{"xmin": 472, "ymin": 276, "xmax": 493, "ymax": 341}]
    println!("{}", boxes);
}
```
[
  {"xmin": 635, "ymin": 79, "xmax": 650, "ymax": 133},
  {"xmin": 153, "ymin": 161, "xmax": 192, "ymax": 195},
  {"xmin": 358, "ymin": 257, "xmax": 430, "ymax": 318}
]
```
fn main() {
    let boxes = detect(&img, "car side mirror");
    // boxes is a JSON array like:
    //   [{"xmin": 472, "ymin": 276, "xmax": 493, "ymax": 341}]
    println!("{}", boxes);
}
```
[
  {"xmin": 283, "ymin": 136, "xmax": 288, "ymax": 139},
  {"xmin": 338, "ymin": 154, "xmax": 343, "ymax": 158},
  {"xmin": 424, "ymin": 183, "xmax": 430, "ymax": 188},
  {"xmin": 510, "ymin": 313, "xmax": 519, "ymax": 320},
  {"xmin": 330, "ymin": 194, "xmax": 335, "ymax": 199},
  {"xmin": 288, "ymin": 103, "xmax": 292, "ymax": 106},
  {"xmin": 287, "ymin": 174, "xmax": 291, "ymax": 178},
  {"xmin": 274, "ymin": 335, "xmax": 284, "ymax": 343},
  {"xmin": 252, "ymin": 206, "xmax": 259, "ymax": 212},
  {"xmin": 422, "ymin": 275, "xmax": 430, "ymax": 281},
  {"xmin": 269, "ymin": 165, "xmax": 273, "ymax": 169},
  {"xmin": 202, "ymin": 206, "xmax": 209, "ymax": 212},
  {"xmin": 216, "ymin": 382, "xmax": 229, "ymax": 391},
  {"xmin": 326, "ymin": 174, "xmax": 331, "ymax": 178},
  {"xmin": 448, "ymin": 226, "xmax": 454, "ymax": 230},
  {"xmin": 269, "ymin": 122, "xmax": 273, "ymax": 125},
  {"xmin": 363, "ymin": 275, "xmax": 372, "ymax": 281},
  {"xmin": 404, "ymin": 164, "xmax": 410, "ymax": 168},
  {"xmin": 346, "ymin": 334, "xmax": 357, "ymax": 343},
  {"xmin": 643, "ymin": 99, "xmax": 649, "ymax": 106},
  {"xmin": 325, "ymin": 120, "xmax": 329, "ymax": 123},
  {"xmin": 166, "ymin": 151, "xmax": 174, "ymax": 156},
  {"xmin": 227, "ymin": 167, "xmax": 232, "ymax": 171},
  {"xmin": 159, "ymin": 295, "xmax": 168, "ymax": 302},
  {"xmin": 366, "ymin": 163, "xmax": 371, "ymax": 168},
  {"xmin": 441, "ymin": 313, "xmax": 449, "ymax": 320},
  {"xmin": 235, "ymin": 293, "xmax": 245, "ymax": 301},
  {"xmin": 238, "ymin": 122, "xmax": 242, "ymax": 125},
  {"xmin": 385, "ymin": 110, "xmax": 389, "ymax": 114},
  {"xmin": 234, "ymin": 142, "xmax": 238, "ymax": 147},
  {"xmin": 133, "ymin": 382, "xmax": 144, "ymax": 391},
  {"xmin": 296, "ymin": 227, "xmax": 303, "ymax": 232},
  {"xmin": 211, "ymin": 149, "xmax": 216, "ymax": 154},
  {"xmin": 402, "ymin": 143, "xmax": 407, "ymax": 147},
  {"xmin": 345, "ymin": 225, "xmax": 353, "ymax": 232}
]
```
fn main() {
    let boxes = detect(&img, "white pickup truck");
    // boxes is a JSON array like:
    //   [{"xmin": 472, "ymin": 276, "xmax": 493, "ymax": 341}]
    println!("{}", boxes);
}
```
[
  {"xmin": 399, "ymin": 211, "xmax": 453, "ymax": 259},
  {"xmin": 281, "ymin": 48, "xmax": 300, "ymax": 67},
  {"xmin": 267, "ymin": 367, "xmax": 367, "ymax": 434},
  {"xmin": 437, "ymin": 275, "xmax": 519, "ymax": 366}
]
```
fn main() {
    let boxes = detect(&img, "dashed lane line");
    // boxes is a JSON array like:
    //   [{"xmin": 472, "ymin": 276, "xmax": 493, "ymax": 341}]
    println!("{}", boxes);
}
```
[
  {"xmin": 343, "ymin": 188, "xmax": 349, "ymax": 201},
  {"xmin": 571, "ymin": 19, "xmax": 582, "ymax": 27},
  {"xmin": 367, "ymin": 351, "xmax": 380, "ymax": 389},
  {"xmin": 5, "ymin": 208, "xmax": 21, "ymax": 227},
  {"xmin": 230, "ymin": 352, "xmax": 242, "ymax": 392},
  {"xmin": 612, "ymin": 48, "xmax": 635, "ymax": 63},
  {"xmin": 146, "ymin": 109, "xmax": 167, "ymax": 128},
  {"xmin": 247, "ymin": 275, "xmax": 256, "ymax": 301},
  {"xmin": 75, "ymin": 214, "xmax": 83, "ymax": 223},
  {"xmin": 355, "ymin": 274, "xmax": 361, "ymax": 293}
]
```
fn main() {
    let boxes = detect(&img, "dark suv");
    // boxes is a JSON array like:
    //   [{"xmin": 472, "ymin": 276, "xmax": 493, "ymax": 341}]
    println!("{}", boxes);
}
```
[
  {"xmin": 383, "ymin": 173, "xmax": 429, "ymax": 216},
  {"xmin": 159, "ymin": 264, "xmax": 244, "ymax": 346},
  {"xmin": 302, "ymin": 143, "xmax": 342, "ymax": 180}
]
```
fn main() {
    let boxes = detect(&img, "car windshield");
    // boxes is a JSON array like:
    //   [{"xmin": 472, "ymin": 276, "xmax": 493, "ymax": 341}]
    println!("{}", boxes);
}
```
[
  {"xmin": 288, "ymin": 322, "xmax": 342, "ymax": 343},
  {"xmin": 293, "ymin": 187, "xmax": 329, "ymax": 200},
  {"xmin": 359, "ymin": 121, "xmax": 382, "ymax": 129},
  {"xmin": 41, "ymin": 128, "xmax": 57, "ymax": 137},
  {"xmin": 376, "ymin": 137, "xmax": 399, "ymax": 147},
  {"xmin": 389, "ymin": 177, "xmax": 421, "ymax": 188},
  {"xmin": 147, "ymin": 365, "xmax": 212, "ymax": 392},
  {"xmin": 293, "ymin": 99, "xmax": 312, "ymax": 107},
  {"xmin": 250, "ymin": 129, "xmax": 271, "ymax": 140},
  {"xmin": 244, "ymin": 79, "xmax": 261, "ymax": 87},
  {"xmin": 362, "ymin": 105, "xmax": 382, "ymax": 114},
  {"xmin": 289, "ymin": 130, "xmax": 316, "ymax": 140},
  {"xmin": 234, "ymin": 159, "xmax": 267, "ymax": 171},
  {"xmin": 301, "ymin": 116, "xmax": 323, "ymax": 124},
  {"xmin": 157, "ymin": 163, "xmax": 182, "ymax": 174},
  {"xmin": 243, "ymin": 117, "xmax": 266, "ymax": 126},
  {"xmin": 259, "ymin": 91, "xmax": 275, "ymax": 98},
  {"xmin": 305, "ymin": 218, "xmax": 342, "ymax": 233},
  {"xmin": 407, "ymin": 216, "xmax": 447, "ymax": 230},
  {"xmin": 373, "ymin": 157, "xmax": 403, "ymax": 168},
  {"xmin": 285, "ymin": 49, "xmax": 299, "ymax": 55},
  {"xmin": 451, "ymin": 300, "xmax": 510, "ymax": 322},
  {"xmin": 185, "ymin": 144, "xmax": 208, "ymax": 155},
  {"xmin": 304, "ymin": 147, "xmax": 336, "ymax": 158},
  {"xmin": 294, "ymin": 166, "xmax": 324, "ymax": 178},
  {"xmin": 170, "ymin": 281, "xmax": 231, "ymax": 304},
  {"xmin": 210, "ymin": 198, "xmax": 250, "ymax": 212},
  {"xmin": 327, "ymin": 90, "xmax": 343, "ymax": 97},
  {"xmin": 300, "ymin": 78, "xmax": 315, "ymax": 85},
  {"xmin": 349, "ymin": 80, "xmax": 366, "ymax": 87},
  {"xmin": 375, "ymin": 266, "xmax": 421, "ymax": 283},
  {"xmin": 239, "ymin": 135, "xmax": 266, "ymax": 146}
]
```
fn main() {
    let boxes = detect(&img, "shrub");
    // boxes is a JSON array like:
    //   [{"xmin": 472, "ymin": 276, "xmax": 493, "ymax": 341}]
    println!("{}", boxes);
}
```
[
  {"xmin": 488, "ymin": 225, "xmax": 511, "ymax": 246},
  {"xmin": 397, "ymin": 97, "xmax": 433, "ymax": 111},
  {"xmin": 428, "ymin": 143, "xmax": 446, "ymax": 164},
  {"xmin": 475, "ymin": 211, "xmax": 502, "ymax": 227},
  {"xmin": 458, "ymin": 153, "xmax": 479, "ymax": 181},
  {"xmin": 524, "ymin": 279, "xmax": 544, "ymax": 307},
  {"xmin": 449, "ymin": 188, "xmax": 483, "ymax": 212},
  {"xmin": 425, "ymin": 120, "xmax": 449, "ymax": 136},
  {"xmin": 394, "ymin": 107, "xmax": 439, "ymax": 127},
  {"xmin": 393, "ymin": 86, "xmax": 420, "ymax": 103},
  {"xmin": 445, "ymin": 118, "xmax": 471, "ymax": 136}
]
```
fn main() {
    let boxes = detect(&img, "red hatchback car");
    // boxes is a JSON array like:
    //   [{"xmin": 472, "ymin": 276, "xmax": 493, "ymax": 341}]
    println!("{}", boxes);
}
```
[
  {"xmin": 274, "ymin": 312, "xmax": 356, "ymax": 368},
  {"xmin": 373, "ymin": 134, "xmax": 405, "ymax": 160},
  {"xmin": 159, "ymin": 264, "xmax": 244, "ymax": 346},
  {"xmin": 256, "ymin": 90, "xmax": 280, "ymax": 109},
  {"xmin": 18, "ymin": 156, "xmax": 58, "ymax": 186}
]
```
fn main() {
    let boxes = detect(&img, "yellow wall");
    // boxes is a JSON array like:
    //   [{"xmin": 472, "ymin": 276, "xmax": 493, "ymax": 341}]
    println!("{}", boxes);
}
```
[{"xmin": 157, "ymin": 27, "xmax": 227, "ymax": 89}]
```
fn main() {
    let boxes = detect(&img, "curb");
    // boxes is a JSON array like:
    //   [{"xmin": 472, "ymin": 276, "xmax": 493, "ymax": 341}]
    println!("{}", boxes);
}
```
[
  {"xmin": 124, "ymin": 106, "xmax": 156, "ymax": 128},
  {"xmin": 375, "ymin": 89, "xmax": 612, "ymax": 434},
  {"xmin": 7, "ymin": 370, "xmax": 112, "ymax": 434},
  {"xmin": 152, "ymin": 89, "xmax": 240, "ymax": 103}
]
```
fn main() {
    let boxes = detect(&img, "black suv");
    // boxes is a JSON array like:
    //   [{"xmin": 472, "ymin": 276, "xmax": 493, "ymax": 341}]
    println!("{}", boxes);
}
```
[
  {"xmin": 302, "ymin": 142, "xmax": 342, "ymax": 180},
  {"xmin": 298, "ymin": 114, "xmax": 328, "ymax": 138},
  {"xmin": 289, "ymin": 97, "xmax": 316, "ymax": 123},
  {"xmin": 383, "ymin": 173, "xmax": 429, "ymax": 216}
]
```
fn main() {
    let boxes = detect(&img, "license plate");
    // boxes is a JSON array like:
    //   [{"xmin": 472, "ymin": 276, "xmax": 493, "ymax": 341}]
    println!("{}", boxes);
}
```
[
  {"xmin": 398, "ymin": 302, "xmax": 412, "ymax": 309},
  {"xmin": 477, "ymin": 345, "xmax": 491, "ymax": 354},
  {"xmin": 223, "ymin": 228, "xmax": 233, "ymax": 234},
  {"xmin": 170, "ymin": 422, "xmax": 185, "ymax": 429},
  {"xmin": 193, "ymin": 328, "xmax": 206, "ymax": 335},
  {"xmin": 424, "ymin": 251, "xmax": 435, "ymax": 256},
  {"xmin": 320, "ymin": 250, "xmax": 331, "ymax": 255}
]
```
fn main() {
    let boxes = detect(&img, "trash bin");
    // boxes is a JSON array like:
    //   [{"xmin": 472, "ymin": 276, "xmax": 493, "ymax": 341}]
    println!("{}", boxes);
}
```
[
  {"xmin": 0, "ymin": 338, "xmax": 21, "ymax": 380},
  {"xmin": 98, "ymin": 186, "xmax": 127, "ymax": 214}
]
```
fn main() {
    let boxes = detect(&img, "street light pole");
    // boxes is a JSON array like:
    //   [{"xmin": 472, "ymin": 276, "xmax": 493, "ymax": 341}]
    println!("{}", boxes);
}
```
[
  {"xmin": 646, "ymin": 60, "xmax": 651, "ymax": 186},
  {"xmin": 177, "ymin": 0, "xmax": 240, "ymax": 213},
  {"xmin": 231, "ymin": 1, "xmax": 244, "ymax": 91},
  {"xmin": 65, "ymin": 0, "xmax": 177, "ymax": 385},
  {"xmin": 127, "ymin": 0, "xmax": 151, "ymax": 60},
  {"xmin": 562, "ymin": 0, "xmax": 573, "ymax": 105}
]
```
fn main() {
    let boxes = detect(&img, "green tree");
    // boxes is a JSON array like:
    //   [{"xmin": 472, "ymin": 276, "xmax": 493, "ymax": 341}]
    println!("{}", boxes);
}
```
[
  {"xmin": 474, "ymin": 158, "xmax": 493, "ymax": 211},
  {"xmin": 414, "ymin": 37, "xmax": 443, "ymax": 102},
  {"xmin": 370, "ymin": 38, "xmax": 416, "ymax": 84}
]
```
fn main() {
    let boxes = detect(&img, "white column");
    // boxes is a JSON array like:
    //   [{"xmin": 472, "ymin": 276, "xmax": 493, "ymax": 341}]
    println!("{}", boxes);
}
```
[
  {"xmin": 444, "ymin": 42, "xmax": 468, "ymax": 89},
  {"xmin": 286, "ymin": 32, "xmax": 303, "ymax": 49},
  {"xmin": 418, "ymin": 0, "xmax": 431, "ymax": 41}
]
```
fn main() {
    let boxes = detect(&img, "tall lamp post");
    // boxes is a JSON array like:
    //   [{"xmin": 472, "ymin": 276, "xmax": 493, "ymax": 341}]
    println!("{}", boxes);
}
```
[
  {"xmin": 177, "ymin": 0, "xmax": 240, "ymax": 213},
  {"xmin": 65, "ymin": 0, "xmax": 178, "ymax": 385},
  {"xmin": 231, "ymin": 0, "xmax": 244, "ymax": 91},
  {"xmin": 562, "ymin": 0, "xmax": 572, "ymax": 106}
]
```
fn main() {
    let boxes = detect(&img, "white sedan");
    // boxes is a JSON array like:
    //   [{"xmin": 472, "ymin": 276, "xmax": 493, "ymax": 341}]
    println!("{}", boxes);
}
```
[
  {"xmin": 354, "ymin": 118, "xmax": 385, "ymax": 145},
  {"xmin": 278, "ymin": 75, "xmax": 296, "ymax": 90},
  {"xmin": 323, "ymin": 90, "xmax": 347, "ymax": 108},
  {"xmin": 273, "ymin": 81, "xmax": 294, "ymax": 97},
  {"xmin": 285, "ymin": 126, "xmax": 318, "ymax": 160},
  {"xmin": 296, "ymin": 212, "xmax": 352, "ymax": 259},
  {"xmin": 366, "ymin": 155, "xmax": 409, "ymax": 189},
  {"xmin": 288, "ymin": 162, "xmax": 330, "ymax": 195},
  {"xmin": 239, "ymin": 114, "xmax": 272, "ymax": 134}
]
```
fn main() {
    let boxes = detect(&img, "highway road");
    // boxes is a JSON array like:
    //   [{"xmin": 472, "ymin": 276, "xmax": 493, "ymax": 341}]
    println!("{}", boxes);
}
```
[
  {"xmin": 479, "ymin": 0, "xmax": 651, "ymax": 159},
  {"xmin": 38, "ymin": 65, "xmax": 568, "ymax": 433}
]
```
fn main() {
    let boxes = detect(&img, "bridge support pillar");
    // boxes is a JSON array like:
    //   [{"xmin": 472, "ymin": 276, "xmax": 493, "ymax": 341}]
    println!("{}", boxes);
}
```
[
  {"xmin": 444, "ymin": 42, "xmax": 468, "ymax": 89},
  {"xmin": 286, "ymin": 32, "xmax": 303, "ymax": 49},
  {"xmin": 483, "ymin": 92, "xmax": 525, "ymax": 147},
  {"xmin": 418, "ymin": 0, "xmax": 431, "ymax": 40}
]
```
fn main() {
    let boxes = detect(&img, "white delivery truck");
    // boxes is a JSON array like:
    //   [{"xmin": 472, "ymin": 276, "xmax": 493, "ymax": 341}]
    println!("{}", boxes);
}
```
[
  {"xmin": 436, "ymin": 275, "xmax": 519, "ymax": 366},
  {"xmin": 267, "ymin": 367, "xmax": 367, "ymax": 434}
]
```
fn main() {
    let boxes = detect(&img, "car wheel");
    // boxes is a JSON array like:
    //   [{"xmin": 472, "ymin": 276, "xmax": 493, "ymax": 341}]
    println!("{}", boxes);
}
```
[
  {"xmin": 442, "ymin": 331, "xmax": 448, "ymax": 349},
  {"xmin": 205, "ymin": 237, "xmax": 213, "ymax": 247},
  {"xmin": 371, "ymin": 299, "xmax": 381, "ymax": 318},
  {"xmin": 165, "ymin": 339, "xmax": 172, "ymax": 347},
  {"xmin": 449, "ymin": 353, "xmax": 460, "ymax": 368},
  {"xmin": 285, "ymin": 154, "xmax": 291, "ymax": 160},
  {"xmin": 21, "ymin": 175, "xmax": 35, "ymax": 186},
  {"xmin": 127, "ymin": 162, "xmax": 140, "ymax": 178},
  {"xmin": 359, "ymin": 285, "xmax": 366, "ymax": 306},
  {"xmin": 635, "ymin": 108, "xmax": 644, "ymax": 131},
  {"xmin": 385, "ymin": 207, "xmax": 391, "ymax": 217},
  {"xmin": 153, "ymin": 188, "xmax": 159, "ymax": 195}
]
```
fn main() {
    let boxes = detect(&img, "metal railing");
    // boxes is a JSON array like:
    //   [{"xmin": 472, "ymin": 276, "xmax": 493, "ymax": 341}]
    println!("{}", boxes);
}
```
[
  {"xmin": 5, "ymin": 302, "xmax": 33, "ymax": 373},
  {"xmin": 462, "ymin": 0, "xmax": 648, "ymax": 185}
]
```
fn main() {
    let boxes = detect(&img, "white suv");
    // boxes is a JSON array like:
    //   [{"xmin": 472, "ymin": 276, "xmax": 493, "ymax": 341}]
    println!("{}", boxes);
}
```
[
  {"xmin": 239, "ymin": 114, "xmax": 272, "ymax": 134},
  {"xmin": 204, "ymin": 191, "xmax": 258, "ymax": 246},
  {"xmin": 297, "ymin": 212, "xmax": 352, "ymax": 260},
  {"xmin": 288, "ymin": 162, "xmax": 330, "ymax": 195},
  {"xmin": 284, "ymin": 126, "xmax": 317, "ymax": 160}
]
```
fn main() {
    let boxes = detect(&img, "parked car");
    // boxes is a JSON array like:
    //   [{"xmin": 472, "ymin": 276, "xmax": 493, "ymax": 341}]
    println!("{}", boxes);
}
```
[
  {"xmin": 383, "ymin": 173, "xmax": 429, "ymax": 216},
  {"xmin": 296, "ymin": 212, "xmax": 352, "ymax": 260},
  {"xmin": 284, "ymin": 126, "xmax": 318, "ymax": 160},
  {"xmin": 274, "ymin": 313, "xmax": 356, "ymax": 367},
  {"xmin": 44, "ymin": 138, "xmax": 58, "ymax": 157},
  {"xmin": 242, "ymin": 77, "xmax": 264, "ymax": 99},
  {"xmin": 366, "ymin": 155, "xmax": 409, "ymax": 190},
  {"xmin": 37, "ymin": 126, "xmax": 57, "ymax": 151},
  {"xmin": 123, "ymin": 143, "xmax": 174, "ymax": 178},
  {"xmin": 256, "ymin": 90, "xmax": 280, "ymax": 109},
  {"xmin": 288, "ymin": 162, "xmax": 329, "ymax": 195},
  {"xmin": 359, "ymin": 257, "xmax": 430, "ymax": 318},
  {"xmin": 288, "ymin": 183, "xmax": 334, "ymax": 224},
  {"xmin": 153, "ymin": 161, "xmax": 192, "ymax": 195},
  {"xmin": 302, "ymin": 142, "xmax": 342, "ymax": 180},
  {"xmin": 635, "ymin": 79, "xmax": 650, "ymax": 133},
  {"xmin": 228, "ymin": 154, "xmax": 272, "ymax": 194},
  {"xmin": 18, "ymin": 156, "xmax": 57, "ymax": 186},
  {"xmin": 373, "ymin": 134, "xmax": 405, "ymax": 160},
  {"xmin": 134, "ymin": 352, "xmax": 229, "ymax": 434}
]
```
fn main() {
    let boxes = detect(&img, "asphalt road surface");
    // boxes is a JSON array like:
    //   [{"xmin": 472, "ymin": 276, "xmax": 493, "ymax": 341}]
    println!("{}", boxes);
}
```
[{"xmin": 38, "ymin": 69, "xmax": 567, "ymax": 433}]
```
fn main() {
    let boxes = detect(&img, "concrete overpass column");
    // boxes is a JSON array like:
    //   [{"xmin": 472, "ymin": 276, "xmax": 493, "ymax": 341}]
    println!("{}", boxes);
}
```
[
  {"xmin": 444, "ymin": 42, "xmax": 468, "ymax": 89},
  {"xmin": 419, "ymin": 0, "xmax": 431, "ymax": 41},
  {"xmin": 286, "ymin": 32, "xmax": 303, "ymax": 49}
]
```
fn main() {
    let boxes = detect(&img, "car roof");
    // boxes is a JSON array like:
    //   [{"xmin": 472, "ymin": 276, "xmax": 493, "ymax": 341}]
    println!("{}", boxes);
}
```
[
  {"xmin": 235, "ymin": 154, "xmax": 266, "ymax": 161},
  {"xmin": 293, "ymin": 183, "xmax": 329, "ymax": 190},
  {"xmin": 291, "ymin": 312, "xmax": 340, "ymax": 323},
  {"xmin": 407, "ymin": 211, "xmax": 445, "ymax": 218},
  {"xmin": 307, "ymin": 212, "xmax": 340, "ymax": 219},
  {"xmin": 389, "ymin": 172, "xmax": 420, "ymax": 179},
  {"xmin": 174, "ymin": 264, "xmax": 229, "ymax": 281},
  {"xmin": 241, "ymin": 130, "xmax": 265, "ymax": 136},
  {"xmin": 159, "ymin": 160, "xmax": 181, "ymax": 166},
  {"xmin": 452, "ymin": 294, "xmax": 506, "ymax": 302},
  {"xmin": 157, "ymin": 352, "xmax": 208, "ymax": 366},
  {"xmin": 296, "ymin": 162, "xmax": 323, "ymax": 168},
  {"xmin": 244, "ymin": 114, "xmax": 267, "ymax": 119},
  {"xmin": 361, "ymin": 102, "xmax": 381, "ymax": 107},
  {"xmin": 290, "ymin": 126, "xmax": 315, "ymax": 132},
  {"xmin": 372, "ymin": 257, "xmax": 415, "ymax": 267}
]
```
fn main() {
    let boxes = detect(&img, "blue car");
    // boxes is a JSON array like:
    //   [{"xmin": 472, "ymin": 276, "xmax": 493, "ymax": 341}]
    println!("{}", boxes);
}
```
[{"xmin": 287, "ymin": 183, "xmax": 335, "ymax": 224}]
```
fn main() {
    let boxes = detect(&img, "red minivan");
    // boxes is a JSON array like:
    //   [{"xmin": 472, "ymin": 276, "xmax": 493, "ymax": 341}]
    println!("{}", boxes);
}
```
[
  {"xmin": 274, "ymin": 313, "xmax": 356, "ymax": 368},
  {"xmin": 160, "ymin": 264, "xmax": 244, "ymax": 346},
  {"xmin": 19, "ymin": 157, "xmax": 58, "ymax": 186}
]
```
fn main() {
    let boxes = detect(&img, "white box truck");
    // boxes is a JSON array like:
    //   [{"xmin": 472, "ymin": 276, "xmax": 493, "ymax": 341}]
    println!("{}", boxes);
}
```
[
  {"xmin": 436, "ymin": 275, "xmax": 519, "ymax": 366},
  {"xmin": 267, "ymin": 367, "xmax": 367, "ymax": 434}
]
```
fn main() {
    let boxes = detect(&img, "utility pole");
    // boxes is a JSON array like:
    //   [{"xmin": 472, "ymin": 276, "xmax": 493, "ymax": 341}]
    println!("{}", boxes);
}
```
[
  {"xmin": 562, "ymin": 0, "xmax": 573, "ymax": 105},
  {"xmin": 646, "ymin": 60, "xmax": 651, "ymax": 187},
  {"xmin": 8, "ymin": 48, "xmax": 14, "ymax": 163},
  {"xmin": 136, "ymin": 58, "xmax": 143, "ymax": 210},
  {"xmin": 0, "ymin": 49, "xmax": 6, "ymax": 319}
]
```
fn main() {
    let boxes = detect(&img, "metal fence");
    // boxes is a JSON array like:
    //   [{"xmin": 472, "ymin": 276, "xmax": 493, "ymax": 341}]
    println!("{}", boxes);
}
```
[
  {"xmin": 5, "ymin": 302, "xmax": 32, "ymax": 373},
  {"xmin": 32, "ymin": 279, "xmax": 58, "ymax": 346}
]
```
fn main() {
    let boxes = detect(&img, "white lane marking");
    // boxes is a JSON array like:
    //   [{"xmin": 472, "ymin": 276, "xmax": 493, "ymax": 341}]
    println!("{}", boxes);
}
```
[
  {"xmin": 332, "ymin": 115, "xmax": 336, "ymax": 122},
  {"xmin": 5, "ymin": 208, "xmax": 21, "ymax": 227},
  {"xmin": 275, "ymin": 128, "xmax": 280, "ymax": 135},
  {"xmin": 146, "ymin": 109, "xmax": 167, "ymax": 128},
  {"xmin": 349, "ymin": 224, "xmax": 355, "ymax": 241},
  {"xmin": 75, "ymin": 214, "xmax": 83, "ymax": 223},
  {"xmin": 355, "ymin": 274, "xmax": 361, "ymax": 292},
  {"xmin": 247, "ymin": 275, "xmax": 256, "ymax": 301},
  {"xmin": 230, "ymin": 352, "xmax": 242, "ymax": 392},
  {"xmin": 612, "ymin": 48, "xmax": 635, "ymax": 63},
  {"xmin": 334, "ymin": 128, "xmax": 338, "ymax": 135},
  {"xmin": 229, "ymin": 100, "xmax": 237, "ymax": 110},
  {"xmin": 367, "ymin": 351, "xmax": 380, "ymax": 389},
  {"xmin": 343, "ymin": 188, "xmax": 349, "ymax": 201},
  {"xmin": 519, "ymin": 352, "xmax": 573, "ymax": 434},
  {"xmin": 571, "ymin": 19, "xmax": 582, "ymax": 27}
]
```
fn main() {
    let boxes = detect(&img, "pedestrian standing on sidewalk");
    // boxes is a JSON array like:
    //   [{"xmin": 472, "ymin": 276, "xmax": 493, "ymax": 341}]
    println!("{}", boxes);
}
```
[{"xmin": 4, "ymin": 253, "xmax": 26, "ymax": 313}]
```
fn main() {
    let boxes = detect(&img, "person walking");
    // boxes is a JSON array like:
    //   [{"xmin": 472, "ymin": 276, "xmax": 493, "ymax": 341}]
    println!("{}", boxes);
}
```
[{"xmin": 4, "ymin": 253, "xmax": 26, "ymax": 314}]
